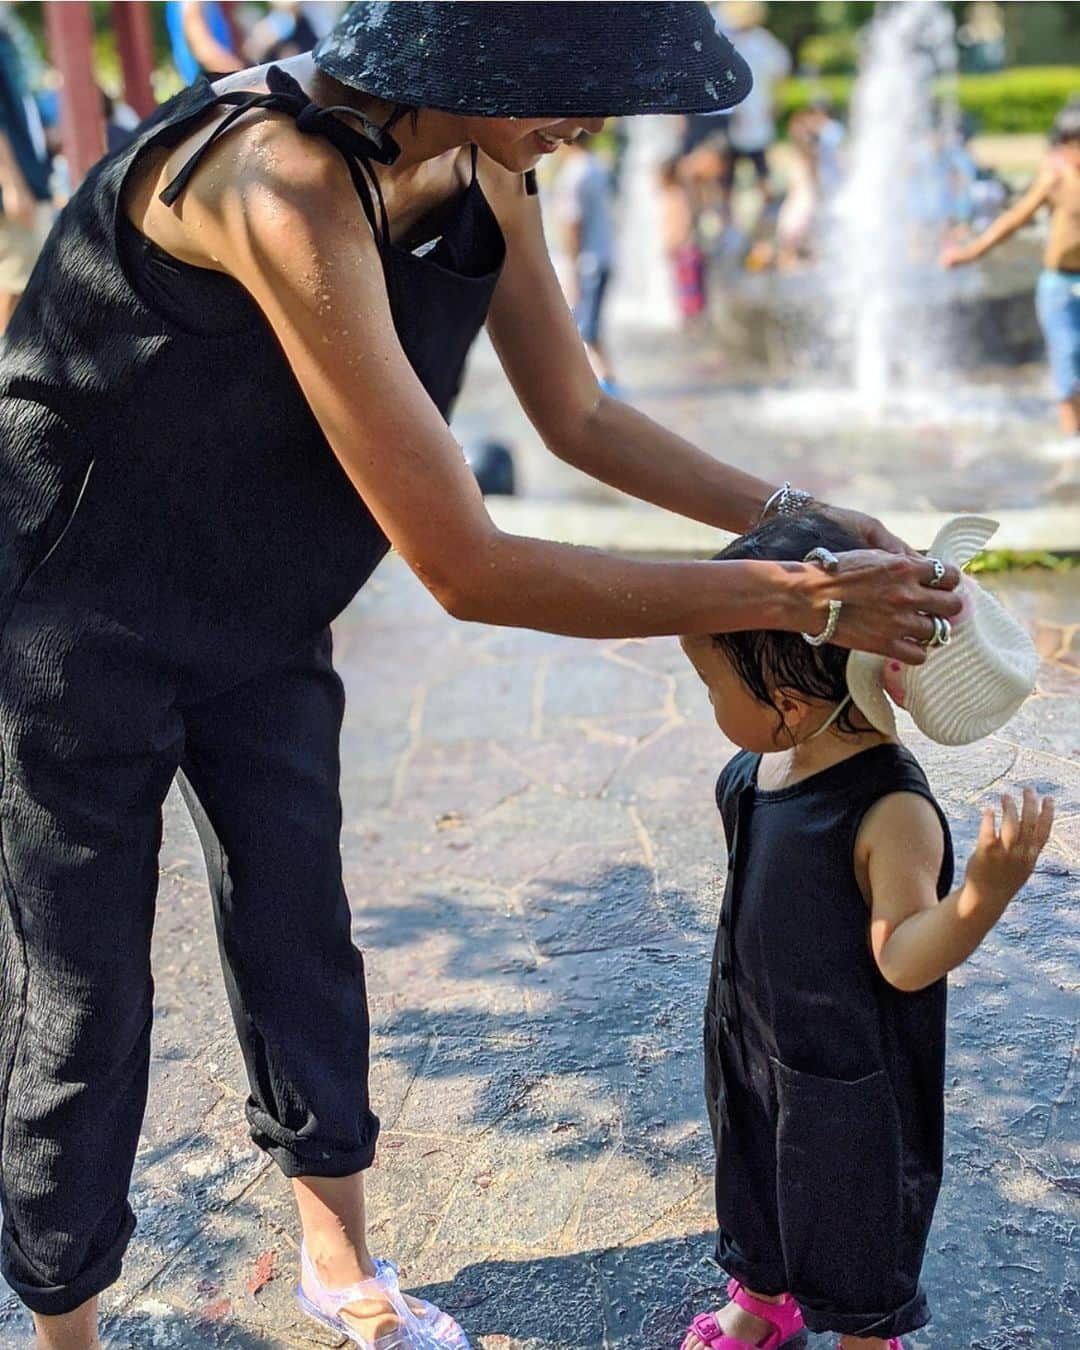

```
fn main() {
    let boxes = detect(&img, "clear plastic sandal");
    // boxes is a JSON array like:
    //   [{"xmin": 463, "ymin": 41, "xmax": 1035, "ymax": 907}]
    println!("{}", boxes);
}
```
[
  {"xmin": 373, "ymin": 1259, "xmax": 471, "ymax": 1349},
  {"xmin": 296, "ymin": 1244, "xmax": 471, "ymax": 1349}
]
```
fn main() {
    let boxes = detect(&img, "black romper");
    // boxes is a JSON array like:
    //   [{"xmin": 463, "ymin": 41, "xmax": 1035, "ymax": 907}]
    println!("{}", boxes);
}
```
[
  {"xmin": 0, "ymin": 67, "xmax": 510, "ymax": 1317},
  {"xmin": 706, "ymin": 745, "xmax": 954, "ymax": 1341}
]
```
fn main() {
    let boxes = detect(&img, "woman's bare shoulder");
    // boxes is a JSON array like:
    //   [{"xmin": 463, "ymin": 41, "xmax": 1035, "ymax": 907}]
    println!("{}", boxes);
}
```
[{"xmin": 135, "ymin": 110, "xmax": 373, "ymax": 270}]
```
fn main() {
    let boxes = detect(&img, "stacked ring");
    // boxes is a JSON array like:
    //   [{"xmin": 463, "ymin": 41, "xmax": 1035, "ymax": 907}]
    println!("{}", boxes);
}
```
[{"xmin": 926, "ymin": 615, "xmax": 952, "ymax": 648}]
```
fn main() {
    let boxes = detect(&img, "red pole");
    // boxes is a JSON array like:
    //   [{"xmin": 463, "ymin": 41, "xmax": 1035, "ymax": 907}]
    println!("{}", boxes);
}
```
[
  {"xmin": 112, "ymin": 1, "xmax": 157, "ymax": 120},
  {"xmin": 43, "ymin": 1, "xmax": 106, "ymax": 186}
]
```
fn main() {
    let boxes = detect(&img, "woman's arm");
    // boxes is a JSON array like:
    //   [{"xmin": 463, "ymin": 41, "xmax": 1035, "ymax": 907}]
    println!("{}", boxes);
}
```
[
  {"xmin": 160, "ymin": 119, "xmax": 958, "ymax": 657},
  {"xmin": 941, "ymin": 169, "xmax": 1055, "ymax": 267},
  {"xmin": 483, "ymin": 159, "xmax": 910, "ymax": 554},
  {"xmin": 861, "ymin": 789, "xmax": 1054, "ymax": 992},
  {"xmin": 483, "ymin": 163, "xmax": 776, "ymax": 534}
]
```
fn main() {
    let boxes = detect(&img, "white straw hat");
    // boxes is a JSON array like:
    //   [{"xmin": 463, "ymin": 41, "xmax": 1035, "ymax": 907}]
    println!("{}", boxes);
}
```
[{"xmin": 846, "ymin": 517, "xmax": 1038, "ymax": 746}]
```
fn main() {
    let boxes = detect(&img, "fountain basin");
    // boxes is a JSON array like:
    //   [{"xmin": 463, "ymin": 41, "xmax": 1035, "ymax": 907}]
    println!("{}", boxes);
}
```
[{"xmin": 708, "ymin": 250, "xmax": 1045, "ymax": 376}]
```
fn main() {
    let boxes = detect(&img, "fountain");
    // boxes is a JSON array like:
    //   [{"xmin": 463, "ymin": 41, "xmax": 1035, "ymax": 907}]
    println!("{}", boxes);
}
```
[
  {"xmin": 824, "ymin": 0, "xmax": 961, "ymax": 412},
  {"xmin": 708, "ymin": 0, "xmax": 1044, "ymax": 422}
]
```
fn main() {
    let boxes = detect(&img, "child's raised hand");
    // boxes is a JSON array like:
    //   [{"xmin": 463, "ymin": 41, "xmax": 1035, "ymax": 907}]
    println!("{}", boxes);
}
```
[
  {"xmin": 940, "ymin": 244, "xmax": 971, "ymax": 269},
  {"xmin": 964, "ymin": 788, "xmax": 1055, "ymax": 911}
]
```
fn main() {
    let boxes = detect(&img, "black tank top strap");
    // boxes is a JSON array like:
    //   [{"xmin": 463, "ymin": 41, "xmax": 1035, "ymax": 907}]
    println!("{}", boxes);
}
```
[
  {"xmin": 158, "ymin": 65, "xmax": 399, "ymax": 250},
  {"xmin": 469, "ymin": 142, "xmax": 479, "ymax": 183}
]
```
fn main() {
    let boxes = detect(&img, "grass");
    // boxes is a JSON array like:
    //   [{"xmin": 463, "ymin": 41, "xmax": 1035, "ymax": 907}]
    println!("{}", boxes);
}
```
[{"xmin": 968, "ymin": 550, "xmax": 1077, "ymax": 574}]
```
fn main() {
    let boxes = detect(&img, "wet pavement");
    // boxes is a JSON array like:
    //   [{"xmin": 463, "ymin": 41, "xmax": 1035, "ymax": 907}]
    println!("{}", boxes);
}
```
[
  {"xmin": 452, "ymin": 326, "xmax": 1080, "ymax": 524},
  {"xmin": 0, "ymin": 554, "xmax": 1075, "ymax": 1349}
]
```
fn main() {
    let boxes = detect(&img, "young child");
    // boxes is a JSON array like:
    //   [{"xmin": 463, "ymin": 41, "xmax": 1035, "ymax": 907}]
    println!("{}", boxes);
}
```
[
  {"xmin": 659, "ymin": 156, "xmax": 707, "ymax": 324},
  {"xmin": 678, "ymin": 511, "xmax": 1053, "ymax": 1350},
  {"xmin": 943, "ymin": 100, "xmax": 1080, "ymax": 438}
]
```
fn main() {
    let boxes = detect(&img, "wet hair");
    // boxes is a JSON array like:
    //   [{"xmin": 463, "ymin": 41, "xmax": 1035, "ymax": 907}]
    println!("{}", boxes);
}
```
[
  {"xmin": 709, "ymin": 510, "xmax": 866, "ymax": 737},
  {"xmin": 1051, "ymin": 101, "xmax": 1080, "ymax": 146}
]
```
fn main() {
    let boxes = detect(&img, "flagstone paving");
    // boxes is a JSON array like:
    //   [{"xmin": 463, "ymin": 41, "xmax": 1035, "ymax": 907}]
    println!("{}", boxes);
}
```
[{"xmin": 1, "ymin": 557, "xmax": 1074, "ymax": 1350}]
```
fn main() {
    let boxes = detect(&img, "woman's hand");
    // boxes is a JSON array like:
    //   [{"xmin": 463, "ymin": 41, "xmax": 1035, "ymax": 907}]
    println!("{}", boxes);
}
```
[
  {"xmin": 816, "ymin": 504, "xmax": 914, "ymax": 556},
  {"xmin": 801, "ymin": 548, "xmax": 963, "ymax": 665}
]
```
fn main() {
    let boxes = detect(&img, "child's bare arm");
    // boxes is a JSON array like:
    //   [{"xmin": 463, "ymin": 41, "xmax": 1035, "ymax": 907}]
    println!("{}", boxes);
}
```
[
  {"xmin": 941, "ymin": 170, "xmax": 1056, "ymax": 266},
  {"xmin": 860, "ymin": 788, "xmax": 1054, "ymax": 992}
]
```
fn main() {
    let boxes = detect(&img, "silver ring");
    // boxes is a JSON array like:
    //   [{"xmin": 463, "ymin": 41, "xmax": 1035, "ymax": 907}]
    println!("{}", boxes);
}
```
[
  {"xmin": 923, "ymin": 615, "xmax": 952, "ymax": 648},
  {"xmin": 925, "ymin": 556, "xmax": 946, "ymax": 588},
  {"xmin": 802, "ymin": 598, "xmax": 842, "ymax": 647},
  {"xmin": 803, "ymin": 547, "xmax": 840, "ymax": 575}
]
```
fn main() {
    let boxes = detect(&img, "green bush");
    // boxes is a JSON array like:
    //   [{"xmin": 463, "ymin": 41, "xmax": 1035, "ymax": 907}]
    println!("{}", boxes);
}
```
[
  {"xmin": 778, "ymin": 66, "xmax": 1080, "ymax": 136},
  {"xmin": 798, "ymin": 30, "xmax": 860, "ymax": 76}
]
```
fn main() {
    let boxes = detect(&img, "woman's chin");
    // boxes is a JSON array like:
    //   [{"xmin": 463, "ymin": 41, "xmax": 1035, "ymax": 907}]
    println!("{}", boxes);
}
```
[{"xmin": 481, "ymin": 144, "xmax": 544, "ymax": 175}]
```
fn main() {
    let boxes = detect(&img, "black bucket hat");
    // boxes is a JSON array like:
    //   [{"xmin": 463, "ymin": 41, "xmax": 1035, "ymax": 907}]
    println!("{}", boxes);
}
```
[{"xmin": 314, "ymin": 2, "xmax": 753, "ymax": 119}]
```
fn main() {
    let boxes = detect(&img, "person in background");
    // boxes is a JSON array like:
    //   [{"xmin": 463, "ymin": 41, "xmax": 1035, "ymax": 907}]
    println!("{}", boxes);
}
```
[
  {"xmin": 808, "ymin": 95, "xmax": 845, "ymax": 200},
  {"xmin": 166, "ymin": 0, "xmax": 244, "ymax": 84},
  {"xmin": 297, "ymin": 1, "xmax": 344, "ymax": 42},
  {"xmin": 246, "ymin": 0, "xmax": 322, "ymax": 66},
  {"xmin": 659, "ymin": 156, "xmax": 707, "ymax": 324},
  {"xmin": 101, "ymin": 89, "xmax": 140, "ymax": 156},
  {"xmin": 717, "ymin": 0, "xmax": 791, "ymax": 231},
  {"xmin": 943, "ymin": 100, "xmax": 1080, "ymax": 438},
  {"xmin": 555, "ymin": 131, "xmax": 620, "ymax": 393},
  {"xmin": 0, "ymin": 5, "xmax": 51, "ymax": 333},
  {"xmin": 772, "ymin": 106, "xmax": 820, "ymax": 269}
]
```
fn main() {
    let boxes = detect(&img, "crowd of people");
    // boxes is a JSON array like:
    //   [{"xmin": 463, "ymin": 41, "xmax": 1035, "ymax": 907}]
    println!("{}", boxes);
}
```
[
  {"xmin": 1, "ymin": 0, "xmax": 1074, "ymax": 421},
  {"xmin": 542, "ymin": 0, "xmax": 1078, "ymax": 439}
]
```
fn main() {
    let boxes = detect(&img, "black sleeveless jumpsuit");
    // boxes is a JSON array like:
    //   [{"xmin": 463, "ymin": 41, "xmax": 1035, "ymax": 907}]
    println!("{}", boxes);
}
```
[
  {"xmin": 707, "ymin": 745, "xmax": 955, "ymax": 1340},
  {"xmin": 0, "ymin": 67, "xmax": 508, "ymax": 1316}
]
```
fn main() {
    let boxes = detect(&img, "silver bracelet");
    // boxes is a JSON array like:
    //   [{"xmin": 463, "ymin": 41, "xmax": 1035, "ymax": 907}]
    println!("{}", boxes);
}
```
[
  {"xmin": 759, "ymin": 481, "xmax": 815, "ymax": 523},
  {"xmin": 800, "ymin": 546, "xmax": 841, "ymax": 646},
  {"xmin": 802, "ymin": 599, "xmax": 842, "ymax": 647}
]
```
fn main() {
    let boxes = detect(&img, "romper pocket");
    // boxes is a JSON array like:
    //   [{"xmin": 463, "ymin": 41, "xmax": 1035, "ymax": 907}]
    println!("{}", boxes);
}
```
[
  {"xmin": 17, "ymin": 458, "xmax": 96, "ymax": 598},
  {"xmin": 772, "ymin": 1057, "xmax": 903, "ymax": 1312}
]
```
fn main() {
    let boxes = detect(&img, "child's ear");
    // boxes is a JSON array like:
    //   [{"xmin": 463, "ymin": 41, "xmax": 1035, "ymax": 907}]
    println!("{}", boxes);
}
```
[{"xmin": 773, "ymin": 687, "xmax": 815, "ymax": 736}]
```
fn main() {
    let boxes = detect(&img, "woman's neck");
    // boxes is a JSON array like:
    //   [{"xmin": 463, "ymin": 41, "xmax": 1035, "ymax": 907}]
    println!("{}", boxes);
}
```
[{"xmin": 282, "ymin": 53, "xmax": 472, "ymax": 175}]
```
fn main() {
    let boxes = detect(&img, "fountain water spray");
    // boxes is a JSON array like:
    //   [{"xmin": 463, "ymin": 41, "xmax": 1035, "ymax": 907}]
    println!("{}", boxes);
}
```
[{"xmin": 825, "ymin": 0, "xmax": 961, "ymax": 412}]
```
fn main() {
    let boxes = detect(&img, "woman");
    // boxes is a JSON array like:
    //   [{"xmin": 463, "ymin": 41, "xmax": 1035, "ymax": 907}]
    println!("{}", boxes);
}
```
[{"xmin": 0, "ymin": 5, "xmax": 960, "ymax": 1348}]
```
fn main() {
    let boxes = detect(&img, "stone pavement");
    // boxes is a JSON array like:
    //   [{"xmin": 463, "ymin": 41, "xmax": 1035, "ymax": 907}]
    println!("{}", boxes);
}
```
[{"xmin": 0, "ymin": 558, "xmax": 1075, "ymax": 1350}]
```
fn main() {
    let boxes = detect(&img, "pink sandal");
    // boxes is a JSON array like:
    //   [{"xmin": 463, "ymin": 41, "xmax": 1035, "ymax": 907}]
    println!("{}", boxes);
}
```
[{"xmin": 681, "ymin": 1279, "xmax": 807, "ymax": 1350}]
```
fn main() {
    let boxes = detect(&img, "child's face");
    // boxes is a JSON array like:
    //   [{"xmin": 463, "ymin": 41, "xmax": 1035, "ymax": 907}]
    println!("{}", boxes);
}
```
[{"xmin": 680, "ymin": 635, "xmax": 794, "ymax": 753}]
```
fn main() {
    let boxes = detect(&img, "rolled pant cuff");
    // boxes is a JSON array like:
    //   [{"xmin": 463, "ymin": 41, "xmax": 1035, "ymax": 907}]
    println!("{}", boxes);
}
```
[
  {"xmin": 713, "ymin": 1240, "xmax": 787, "ymax": 1299},
  {"xmin": 1, "ymin": 1208, "xmax": 136, "ymax": 1317},
  {"xmin": 251, "ymin": 1110, "xmax": 380, "ymax": 1180},
  {"xmin": 798, "ymin": 1284, "xmax": 930, "ymax": 1338}
]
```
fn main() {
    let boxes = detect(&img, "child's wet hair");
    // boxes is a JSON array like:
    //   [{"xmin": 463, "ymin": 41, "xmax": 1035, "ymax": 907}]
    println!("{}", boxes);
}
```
[{"xmin": 710, "ymin": 510, "xmax": 866, "ymax": 736}]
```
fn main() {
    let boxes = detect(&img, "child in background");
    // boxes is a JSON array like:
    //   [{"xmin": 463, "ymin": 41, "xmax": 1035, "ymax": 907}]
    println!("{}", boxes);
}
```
[
  {"xmin": 660, "ymin": 157, "xmax": 707, "ymax": 324},
  {"xmin": 679, "ymin": 511, "xmax": 1051, "ymax": 1350},
  {"xmin": 943, "ymin": 100, "xmax": 1080, "ymax": 438}
]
